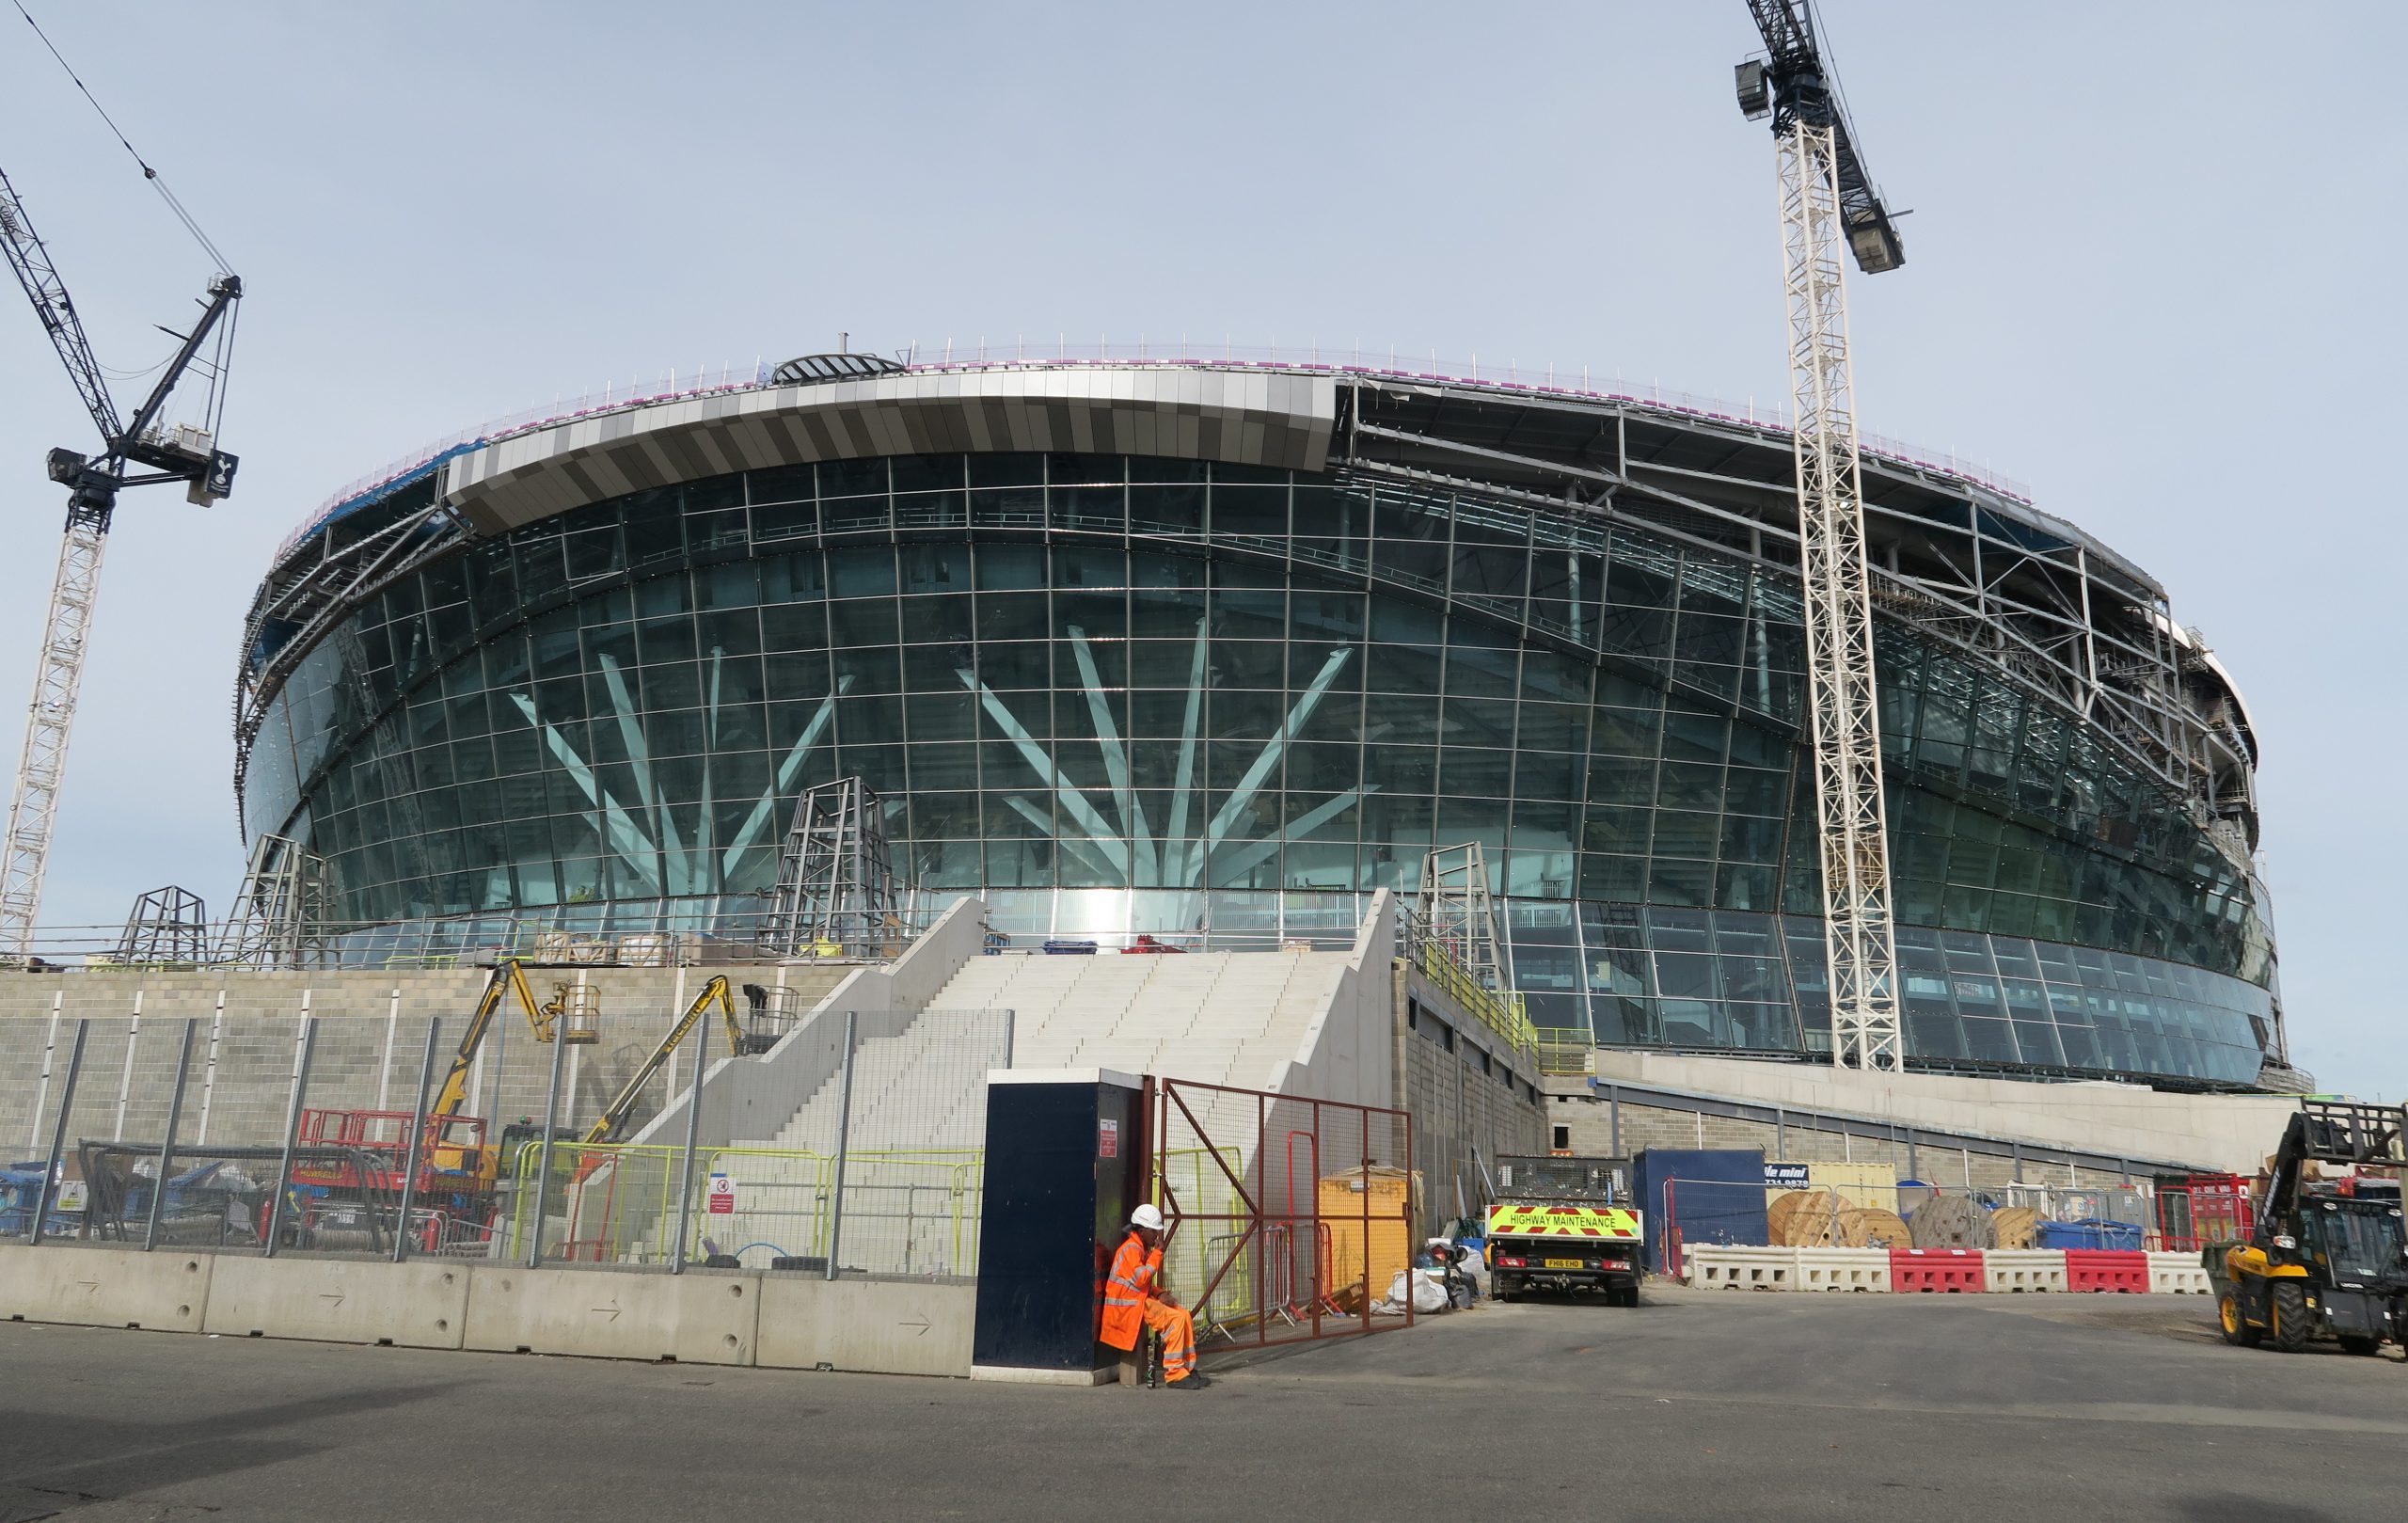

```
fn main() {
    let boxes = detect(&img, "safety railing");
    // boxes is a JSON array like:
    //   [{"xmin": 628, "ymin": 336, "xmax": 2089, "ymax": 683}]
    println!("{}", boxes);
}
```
[
  {"xmin": 15, "ymin": 901, "xmax": 946, "ymax": 973},
  {"xmin": 1403, "ymin": 933, "xmax": 1538, "ymax": 1063},
  {"xmin": 1531, "ymin": 1027, "xmax": 1594, "ymax": 1077}
]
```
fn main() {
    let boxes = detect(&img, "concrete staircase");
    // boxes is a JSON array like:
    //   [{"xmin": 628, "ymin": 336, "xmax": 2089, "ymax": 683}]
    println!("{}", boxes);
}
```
[
  {"xmin": 924, "ymin": 949, "xmax": 1348, "ymax": 1088},
  {"xmin": 692, "ymin": 949, "xmax": 1359, "ymax": 1276}
]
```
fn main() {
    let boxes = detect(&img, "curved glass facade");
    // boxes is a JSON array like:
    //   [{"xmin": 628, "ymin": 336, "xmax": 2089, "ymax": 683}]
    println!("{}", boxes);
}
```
[{"xmin": 242, "ymin": 452, "xmax": 2277, "ymax": 1084}]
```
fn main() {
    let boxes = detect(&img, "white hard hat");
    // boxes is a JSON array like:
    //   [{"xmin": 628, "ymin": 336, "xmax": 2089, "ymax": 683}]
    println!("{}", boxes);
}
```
[{"xmin": 1130, "ymin": 1203, "xmax": 1166, "ymax": 1232}]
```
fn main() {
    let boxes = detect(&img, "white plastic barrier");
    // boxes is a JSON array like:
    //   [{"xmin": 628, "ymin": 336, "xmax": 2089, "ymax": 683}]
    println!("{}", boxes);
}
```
[
  {"xmin": 2147, "ymin": 1252, "xmax": 2213, "ymax": 1295},
  {"xmin": 1982, "ymin": 1249, "xmax": 2069, "ymax": 1293},
  {"xmin": 1687, "ymin": 1245, "xmax": 1802, "ymax": 1290},
  {"xmin": 1794, "ymin": 1248, "xmax": 1893, "ymax": 1293}
]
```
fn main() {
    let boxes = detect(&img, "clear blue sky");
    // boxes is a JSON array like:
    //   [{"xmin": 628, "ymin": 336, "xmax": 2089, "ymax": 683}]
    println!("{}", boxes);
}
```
[{"xmin": 1, "ymin": 3, "xmax": 2399, "ymax": 1096}]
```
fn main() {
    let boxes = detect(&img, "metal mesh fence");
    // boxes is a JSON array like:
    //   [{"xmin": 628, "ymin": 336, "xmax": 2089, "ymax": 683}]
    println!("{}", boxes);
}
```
[
  {"xmin": 1660, "ymin": 1176, "xmax": 2194, "ymax": 1275},
  {"xmin": 8, "ymin": 1000, "xmax": 1013, "ymax": 1279},
  {"xmin": 498, "ymin": 1005, "xmax": 1010, "ymax": 1277},
  {"xmin": 1153, "ymin": 1077, "xmax": 1418, "ymax": 1349}
]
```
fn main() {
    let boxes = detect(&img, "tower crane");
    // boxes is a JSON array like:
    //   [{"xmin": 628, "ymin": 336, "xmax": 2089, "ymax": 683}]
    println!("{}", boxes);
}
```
[
  {"xmin": 0, "ymin": 161, "xmax": 241, "ymax": 961},
  {"xmin": 1733, "ymin": 2, "xmax": 1906, "ymax": 1070}
]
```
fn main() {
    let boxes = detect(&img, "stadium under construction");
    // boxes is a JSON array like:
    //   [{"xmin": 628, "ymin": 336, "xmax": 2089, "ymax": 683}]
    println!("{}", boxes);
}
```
[{"xmin": 226, "ymin": 353, "xmax": 2280, "ymax": 1091}]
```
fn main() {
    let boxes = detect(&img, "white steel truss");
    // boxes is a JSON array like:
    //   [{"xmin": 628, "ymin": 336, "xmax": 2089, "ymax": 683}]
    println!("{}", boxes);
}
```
[
  {"xmin": 1779, "ymin": 120, "xmax": 1901, "ymax": 1071},
  {"xmin": 0, "ymin": 516, "xmax": 107, "ymax": 961}
]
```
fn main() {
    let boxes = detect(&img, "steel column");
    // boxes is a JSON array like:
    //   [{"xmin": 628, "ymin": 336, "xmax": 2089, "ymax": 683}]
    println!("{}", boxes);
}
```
[
  {"xmin": 262, "ymin": 1017, "xmax": 318, "ymax": 1258},
  {"xmin": 141, "ymin": 1019, "xmax": 198, "ymax": 1250},
  {"xmin": 26, "ymin": 1018, "xmax": 87, "ymax": 1245},
  {"xmin": 390, "ymin": 1018, "xmax": 441, "ymax": 1262}
]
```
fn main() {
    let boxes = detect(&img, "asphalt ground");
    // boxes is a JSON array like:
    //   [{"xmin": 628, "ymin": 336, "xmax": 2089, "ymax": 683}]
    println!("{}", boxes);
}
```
[{"xmin": 1, "ymin": 1285, "xmax": 2401, "ymax": 1523}]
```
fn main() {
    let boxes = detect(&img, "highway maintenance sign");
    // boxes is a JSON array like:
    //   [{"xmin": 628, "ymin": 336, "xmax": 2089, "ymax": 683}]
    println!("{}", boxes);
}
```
[{"xmin": 1486, "ymin": 1202, "xmax": 1641, "ymax": 1240}]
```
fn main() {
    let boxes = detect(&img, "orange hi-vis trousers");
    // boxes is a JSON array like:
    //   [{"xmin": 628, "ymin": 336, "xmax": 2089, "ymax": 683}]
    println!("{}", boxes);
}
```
[{"xmin": 1142, "ymin": 1299, "xmax": 1196, "ymax": 1382}]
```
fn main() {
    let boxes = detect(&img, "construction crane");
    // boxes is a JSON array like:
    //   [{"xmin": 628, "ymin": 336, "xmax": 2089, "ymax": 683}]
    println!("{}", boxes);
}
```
[
  {"xmin": 0, "ymin": 159, "xmax": 241, "ymax": 962},
  {"xmin": 580, "ymin": 976, "xmax": 740, "ymax": 1146},
  {"xmin": 1735, "ymin": 2, "xmax": 1907, "ymax": 1071}
]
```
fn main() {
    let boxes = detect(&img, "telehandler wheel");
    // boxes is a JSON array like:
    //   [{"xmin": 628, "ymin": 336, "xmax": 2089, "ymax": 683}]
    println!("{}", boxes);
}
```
[
  {"xmin": 2271, "ymin": 1283, "xmax": 2313, "ymax": 1353},
  {"xmin": 2337, "ymin": 1335, "xmax": 2379, "ymax": 1356},
  {"xmin": 2218, "ymin": 1292, "xmax": 2261, "ymax": 1347}
]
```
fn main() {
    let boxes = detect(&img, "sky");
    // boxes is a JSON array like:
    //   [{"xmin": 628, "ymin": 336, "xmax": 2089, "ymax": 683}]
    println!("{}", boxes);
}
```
[{"xmin": 0, "ymin": 3, "xmax": 2400, "ymax": 1098}]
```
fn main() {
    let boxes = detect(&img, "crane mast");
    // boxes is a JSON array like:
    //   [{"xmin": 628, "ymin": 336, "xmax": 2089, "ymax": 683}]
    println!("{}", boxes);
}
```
[
  {"xmin": 1736, "ymin": 1, "xmax": 1905, "ymax": 1071},
  {"xmin": 0, "ymin": 161, "xmax": 240, "ymax": 962}
]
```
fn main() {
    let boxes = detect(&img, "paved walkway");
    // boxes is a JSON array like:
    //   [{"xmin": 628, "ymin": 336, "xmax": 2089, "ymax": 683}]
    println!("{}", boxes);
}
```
[{"xmin": 2, "ymin": 1285, "xmax": 2400, "ymax": 1521}]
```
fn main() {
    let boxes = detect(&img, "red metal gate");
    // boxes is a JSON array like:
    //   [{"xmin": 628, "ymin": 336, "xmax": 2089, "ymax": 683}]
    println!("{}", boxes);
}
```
[{"xmin": 1149, "ymin": 1076, "xmax": 1417, "ymax": 1350}]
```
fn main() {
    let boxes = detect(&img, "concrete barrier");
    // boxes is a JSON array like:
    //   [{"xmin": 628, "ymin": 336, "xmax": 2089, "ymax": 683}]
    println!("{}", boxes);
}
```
[
  {"xmin": 464, "ymin": 1265, "xmax": 761, "ymax": 1364},
  {"xmin": 1794, "ymin": 1247, "xmax": 1892, "ymax": 1292},
  {"xmin": 202, "ymin": 1256, "xmax": 468, "ymax": 1348},
  {"xmin": 1983, "ymin": 1249, "xmax": 2069, "ymax": 1293},
  {"xmin": 0, "ymin": 1245, "xmax": 214, "ymax": 1332},
  {"xmin": 2147, "ymin": 1251, "xmax": 2213, "ymax": 1295},
  {"xmin": 755, "ymin": 1277, "xmax": 974, "ymax": 1378},
  {"xmin": 1687, "ymin": 1246, "xmax": 1801, "ymax": 1290}
]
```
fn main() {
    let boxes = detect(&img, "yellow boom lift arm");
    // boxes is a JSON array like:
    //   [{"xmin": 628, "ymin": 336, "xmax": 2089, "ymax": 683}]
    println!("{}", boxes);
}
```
[
  {"xmin": 427, "ymin": 959, "xmax": 581, "ymax": 1121},
  {"xmin": 580, "ymin": 976, "xmax": 739, "ymax": 1146}
]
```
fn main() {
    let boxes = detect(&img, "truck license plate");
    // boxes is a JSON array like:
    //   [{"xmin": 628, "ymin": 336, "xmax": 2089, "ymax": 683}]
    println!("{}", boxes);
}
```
[{"xmin": 1545, "ymin": 1258, "xmax": 1587, "ymax": 1269}]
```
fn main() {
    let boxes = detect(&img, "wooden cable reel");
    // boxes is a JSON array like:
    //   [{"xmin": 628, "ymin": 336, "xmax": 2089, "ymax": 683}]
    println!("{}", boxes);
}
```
[
  {"xmin": 1768, "ymin": 1189, "xmax": 1911, "ymax": 1248},
  {"xmin": 1908, "ymin": 1192, "xmax": 1995, "ymax": 1249}
]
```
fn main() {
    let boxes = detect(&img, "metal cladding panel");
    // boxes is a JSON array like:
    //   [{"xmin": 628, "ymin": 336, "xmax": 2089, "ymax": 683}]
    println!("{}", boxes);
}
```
[
  {"xmin": 442, "ymin": 367, "xmax": 1337, "ymax": 539},
  {"xmin": 1632, "ymin": 1148, "xmax": 1768, "ymax": 1274},
  {"xmin": 971, "ymin": 1075, "xmax": 1147, "ymax": 1372}
]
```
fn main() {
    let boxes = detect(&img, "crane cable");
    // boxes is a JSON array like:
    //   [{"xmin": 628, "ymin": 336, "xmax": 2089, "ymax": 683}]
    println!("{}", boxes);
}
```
[{"xmin": 10, "ymin": 0, "xmax": 232, "ymax": 274}]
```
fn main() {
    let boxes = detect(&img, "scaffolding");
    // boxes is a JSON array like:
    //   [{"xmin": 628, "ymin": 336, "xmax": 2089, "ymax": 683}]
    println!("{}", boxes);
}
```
[
  {"xmin": 758, "ymin": 777, "xmax": 900, "ymax": 958},
  {"xmin": 215, "ymin": 833, "xmax": 336, "ymax": 966},
  {"xmin": 1415, "ymin": 843, "xmax": 1514, "ymax": 998},
  {"xmin": 115, "ymin": 884, "xmax": 208, "ymax": 964}
]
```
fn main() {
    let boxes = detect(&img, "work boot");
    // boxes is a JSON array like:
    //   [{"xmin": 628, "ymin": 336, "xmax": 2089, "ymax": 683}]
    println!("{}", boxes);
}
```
[{"xmin": 1165, "ymin": 1372, "xmax": 1212, "ymax": 1390}]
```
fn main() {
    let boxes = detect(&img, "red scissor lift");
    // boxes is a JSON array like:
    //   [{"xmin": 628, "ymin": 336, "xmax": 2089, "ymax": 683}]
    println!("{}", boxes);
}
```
[{"xmin": 289, "ymin": 1107, "xmax": 500, "ymax": 1253}]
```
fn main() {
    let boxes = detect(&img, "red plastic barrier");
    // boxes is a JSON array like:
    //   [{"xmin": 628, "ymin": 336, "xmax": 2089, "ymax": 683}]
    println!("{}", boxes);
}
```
[
  {"xmin": 2064, "ymin": 1249, "xmax": 2150, "ymax": 1293},
  {"xmin": 1890, "ymin": 1248, "xmax": 1985, "ymax": 1293}
]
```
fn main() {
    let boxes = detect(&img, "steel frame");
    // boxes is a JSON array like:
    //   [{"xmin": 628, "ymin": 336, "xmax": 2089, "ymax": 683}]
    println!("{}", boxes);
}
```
[{"xmin": 231, "ymin": 366, "xmax": 2262, "ymax": 909}]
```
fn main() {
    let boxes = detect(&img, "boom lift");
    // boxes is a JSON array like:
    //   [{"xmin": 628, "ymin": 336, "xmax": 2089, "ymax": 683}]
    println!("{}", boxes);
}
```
[
  {"xmin": 0, "ymin": 161, "xmax": 241, "ymax": 960},
  {"xmin": 580, "ymin": 976, "xmax": 738, "ymax": 1146},
  {"xmin": 1735, "ymin": 2, "xmax": 1908, "ymax": 1070},
  {"xmin": 427, "ymin": 959, "xmax": 595, "ymax": 1119},
  {"xmin": 2216, "ymin": 1100, "xmax": 2407, "ymax": 1356}
]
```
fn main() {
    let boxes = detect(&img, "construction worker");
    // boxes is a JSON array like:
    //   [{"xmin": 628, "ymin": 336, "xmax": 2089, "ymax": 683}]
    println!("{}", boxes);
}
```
[{"xmin": 1100, "ymin": 1203, "xmax": 1205, "ymax": 1389}]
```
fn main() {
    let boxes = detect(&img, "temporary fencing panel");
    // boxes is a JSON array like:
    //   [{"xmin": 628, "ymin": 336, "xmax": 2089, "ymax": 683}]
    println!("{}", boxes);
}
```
[
  {"xmin": 2153, "ymin": 1176, "xmax": 2256, "ymax": 1253},
  {"xmin": 1152, "ymin": 1076, "xmax": 1416, "ymax": 1351}
]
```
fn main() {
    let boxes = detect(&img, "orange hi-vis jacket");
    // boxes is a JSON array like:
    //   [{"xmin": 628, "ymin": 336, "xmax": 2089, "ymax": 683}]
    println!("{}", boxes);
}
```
[{"xmin": 1098, "ymin": 1230, "xmax": 1163, "ymax": 1351}]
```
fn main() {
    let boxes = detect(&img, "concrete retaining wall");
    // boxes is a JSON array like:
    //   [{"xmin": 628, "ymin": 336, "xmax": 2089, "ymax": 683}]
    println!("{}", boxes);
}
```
[
  {"xmin": 0, "ymin": 1243, "xmax": 974, "ymax": 1377},
  {"xmin": 1583, "ymin": 1050, "xmax": 2298, "ymax": 1177}
]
